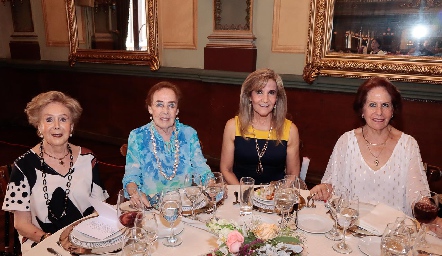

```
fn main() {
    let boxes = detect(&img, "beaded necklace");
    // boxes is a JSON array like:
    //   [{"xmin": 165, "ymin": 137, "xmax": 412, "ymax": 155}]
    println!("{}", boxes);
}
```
[
  {"xmin": 150, "ymin": 123, "xmax": 180, "ymax": 181},
  {"xmin": 39, "ymin": 141, "xmax": 73, "ymax": 220},
  {"xmin": 252, "ymin": 125, "xmax": 273, "ymax": 174}
]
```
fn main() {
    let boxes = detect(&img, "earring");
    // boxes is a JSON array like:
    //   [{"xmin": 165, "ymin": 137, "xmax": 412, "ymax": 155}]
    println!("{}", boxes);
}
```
[
  {"xmin": 150, "ymin": 116, "xmax": 153, "ymax": 120},
  {"xmin": 273, "ymin": 105, "xmax": 277, "ymax": 110},
  {"xmin": 70, "ymin": 133, "xmax": 72, "ymax": 137},
  {"xmin": 37, "ymin": 130, "xmax": 43, "ymax": 138},
  {"xmin": 176, "ymin": 116, "xmax": 179, "ymax": 120},
  {"xmin": 362, "ymin": 114, "xmax": 365, "ymax": 119},
  {"xmin": 391, "ymin": 114, "xmax": 394, "ymax": 118}
]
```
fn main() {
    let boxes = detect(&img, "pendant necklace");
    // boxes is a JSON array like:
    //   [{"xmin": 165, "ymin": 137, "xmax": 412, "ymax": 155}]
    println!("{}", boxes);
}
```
[
  {"xmin": 252, "ymin": 125, "xmax": 273, "ymax": 174},
  {"xmin": 150, "ymin": 123, "xmax": 180, "ymax": 181},
  {"xmin": 39, "ymin": 141, "xmax": 73, "ymax": 220},
  {"xmin": 43, "ymin": 150, "xmax": 69, "ymax": 165},
  {"xmin": 362, "ymin": 126, "xmax": 391, "ymax": 166}
]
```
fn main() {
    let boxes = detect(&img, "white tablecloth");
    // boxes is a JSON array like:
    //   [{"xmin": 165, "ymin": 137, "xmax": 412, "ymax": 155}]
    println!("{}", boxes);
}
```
[{"xmin": 22, "ymin": 185, "xmax": 440, "ymax": 256}]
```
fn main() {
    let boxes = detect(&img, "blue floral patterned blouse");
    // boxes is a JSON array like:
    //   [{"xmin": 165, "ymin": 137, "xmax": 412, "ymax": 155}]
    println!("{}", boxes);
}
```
[{"xmin": 123, "ymin": 120, "xmax": 212, "ymax": 203}]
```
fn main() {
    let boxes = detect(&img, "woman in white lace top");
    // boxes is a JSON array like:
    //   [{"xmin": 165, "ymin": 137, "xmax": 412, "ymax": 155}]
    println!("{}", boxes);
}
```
[{"xmin": 310, "ymin": 77, "xmax": 430, "ymax": 216}]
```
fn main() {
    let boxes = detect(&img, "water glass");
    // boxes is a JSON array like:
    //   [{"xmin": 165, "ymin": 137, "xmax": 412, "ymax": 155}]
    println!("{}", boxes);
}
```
[
  {"xmin": 414, "ymin": 222, "xmax": 442, "ymax": 253},
  {"xmin": 239, "ymin": 177, "xmax": 255, "ymax": 216},
  {"xmin": 381, "ymin": 223, "xmax": 411, "ymax": 256},
  {"xmin": 205, "ymin": 172, "xmax": 224, "ymax": 220},
  {"xmin": 332, "ymin": 193, "xmax": 359, "ymax": 254},
  {"xmin": 184, "ymin": 173, "xmax": 203, "ymax": 220},
  {"xmin": 121, "ymin": 227, "xmax": 147, "ymax": 256},
  {"xmin": 135, "ymin": 212, "xmax": 158, "ymax": 256},
  {"xmin": 160, "ymin": 189, "xmax": 182, "ymax": 247},
  {"xmin": 274, "ymin": 187, "xmax": 297, "ymax": 230}
]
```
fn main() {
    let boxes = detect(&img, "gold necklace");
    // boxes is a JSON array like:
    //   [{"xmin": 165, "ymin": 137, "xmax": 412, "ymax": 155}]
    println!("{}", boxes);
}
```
[
  {"xmin": 362, "ymin": 126, "xmax": 390, "ymax": 146},
  {"xmin": 43, "ymin": 150, "xmax": 69, "ymax": 165},
  {"xmin": 252, "ymin": 125, "xmax": 273, "ymax": 174},
  {"xmin": 150, "ymin": 124, "xmax": 180, "ymax": 181},
  {"xmin": 362, "ymin": 126, "xmax": 391, "ymax": 166}
]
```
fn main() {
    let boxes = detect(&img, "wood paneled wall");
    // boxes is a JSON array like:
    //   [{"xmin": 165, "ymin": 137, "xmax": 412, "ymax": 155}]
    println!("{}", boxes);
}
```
[{"xmin": 1, "ymin": 65, "xmax": 441, "ymax": 186}]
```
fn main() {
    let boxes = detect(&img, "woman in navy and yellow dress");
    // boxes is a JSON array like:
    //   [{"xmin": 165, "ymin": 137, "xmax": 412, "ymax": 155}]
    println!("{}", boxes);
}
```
[{"xmin": 220, "ymin": 68, "xmax": 300, "ymax": 185}]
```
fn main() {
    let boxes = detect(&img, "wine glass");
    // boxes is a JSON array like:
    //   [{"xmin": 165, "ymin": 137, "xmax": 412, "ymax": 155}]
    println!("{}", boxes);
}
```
[
  {"xmin": 412, "ymin": 190, "xmax": 439, "ymax": 224},
  {"xmin": 274, "ymin": 187, "xmax": 297, "ymax": 230},
  {"xmin": 325, "ymin": 185, "xmax": 343, "ymax": 241},
  {"xmin": 117, "ymin": 188, "xmax": 143, "ymax": 228},
  {"xmin": 160, "ymin": 189, "xmax": 182, "ymax": 247},
  {"xmin": 283, "ymin": 175, "xmax": 302, "ymax": 224},
  {"xmin": 381, "ymin": 222, "xmax": 412, "ymax": 256},
  {"xmin": 135, "ymin": 212, "xmax": 158, "ymax": 256},
  {"xmin": 205, "ymin": 173, "xmax": 224, "ymax": 220},
  {"xmin": 121, "ymin": 227, "xmax": 147, "ymax": 256},
  {"xmin": 332, "ymin": 193, "xmax": 359, "ymax": 254},
  {"xmin": 184, "ymin": 173, "xmax": 203, "ymax": 220}
]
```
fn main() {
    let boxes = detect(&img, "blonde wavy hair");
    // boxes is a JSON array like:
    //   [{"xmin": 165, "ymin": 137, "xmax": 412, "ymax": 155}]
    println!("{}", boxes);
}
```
[
  {"xmin": 25, "ymin": 91, "xmax": 83, "ymax": 129},
  {"xmin": 238, "ymin": 68, "xmax": 287, "ymax": 144}
]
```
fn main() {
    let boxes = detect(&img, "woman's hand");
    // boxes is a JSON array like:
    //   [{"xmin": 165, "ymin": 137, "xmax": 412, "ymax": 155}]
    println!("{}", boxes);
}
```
[
  {"xmin": 310, "ymin": 183, "xmax": 332, "ymax": 201},
  {"xmin": 129, "ymin": 192, "xmax": 151, "ymax": 209}
]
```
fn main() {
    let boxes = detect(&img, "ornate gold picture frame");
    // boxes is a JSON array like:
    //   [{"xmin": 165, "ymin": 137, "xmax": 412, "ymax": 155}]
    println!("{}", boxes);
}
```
[{"xmin": 303, "ymin": 0, "xmax": 442, "ymax": 84}]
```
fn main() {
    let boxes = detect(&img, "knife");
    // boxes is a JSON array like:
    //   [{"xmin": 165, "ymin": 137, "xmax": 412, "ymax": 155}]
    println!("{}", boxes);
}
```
[{"xmin": 47, "ymin": 247, "xmax": 63, "ymax": 256}]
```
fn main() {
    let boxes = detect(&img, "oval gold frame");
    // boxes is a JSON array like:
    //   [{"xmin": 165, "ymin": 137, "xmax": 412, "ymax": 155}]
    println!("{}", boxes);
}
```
[
  {"xmin": 303, "ymin": 0, "xmax": 442, "ymax": 85},
  {"xmin": 66, "ymin": 0, "xmax": 160, "ymax": 70}
]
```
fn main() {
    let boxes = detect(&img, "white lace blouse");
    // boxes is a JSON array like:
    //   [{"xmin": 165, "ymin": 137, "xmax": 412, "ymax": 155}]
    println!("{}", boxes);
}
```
[{"xmin": 321, "ymin": 130, "xmax": 430, "ymax": 216}]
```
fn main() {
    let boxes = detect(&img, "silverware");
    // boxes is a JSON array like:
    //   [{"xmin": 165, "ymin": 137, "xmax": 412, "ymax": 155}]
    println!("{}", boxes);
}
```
[
  {"xmin": 306, "ymin": 192, "xmax": 317, "ymax": 208},
  {"xmin": 416, "ymin": 249, "xmax": 442, "ymax": 256},
  {"xmin": 47, "ymin": 247, "xmax": 63, "ymax": 256},
  {"xmin": 233, "ymin": 191, "xmax": 240, "ymax": 205}
]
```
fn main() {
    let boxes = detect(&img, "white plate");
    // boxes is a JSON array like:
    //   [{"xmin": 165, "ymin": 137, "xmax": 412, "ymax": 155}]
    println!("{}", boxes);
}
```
[
  {"xmin": 69, "ymin": 228, "xmax": 125, "ymax": 249},
  {"xmin": 297, "ymin": 213, "xmax": 333, "ymax": 233},
  {"xmin": 358, "ymin": 236, "xmax": 381, "ymax": 256},
  {"xmin": 253, "ymin": 188, "xmax": 274, "ymax": 204},
  {"xmin": 252, "ymin": 197, "xmax": 275, "ymax": 211}
]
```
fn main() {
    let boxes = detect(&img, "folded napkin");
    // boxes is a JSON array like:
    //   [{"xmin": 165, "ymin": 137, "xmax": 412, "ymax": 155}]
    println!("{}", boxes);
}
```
[{"xmin": 358, "ymin": 203, "xmax": 405, "ymax": 236}]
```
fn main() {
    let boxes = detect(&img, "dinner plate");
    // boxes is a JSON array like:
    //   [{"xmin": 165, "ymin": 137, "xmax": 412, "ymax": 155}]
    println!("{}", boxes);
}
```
[
  {"xmin": 69, "ymin": 228, "xmax": 125, "ymax": 249},
  {"xmin": 358, "ymin": 236, "xmax": 381, "ymax": 256},
  {"xmin": 297, "ymin": 213, "xmax": 333, "ymax": 233},
  {"xmin": 253, "ymin": 187, "xmax": 274, "ymax": 204},
  {"xmin": 252, "ymin": 197, "xmax": 275, "ymax": 211}
]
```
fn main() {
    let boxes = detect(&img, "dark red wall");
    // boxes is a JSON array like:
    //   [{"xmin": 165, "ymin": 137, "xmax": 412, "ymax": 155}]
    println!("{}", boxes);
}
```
[{"xmin": 1, "ymin": 65, "xmax": 441, "ymax": 186}]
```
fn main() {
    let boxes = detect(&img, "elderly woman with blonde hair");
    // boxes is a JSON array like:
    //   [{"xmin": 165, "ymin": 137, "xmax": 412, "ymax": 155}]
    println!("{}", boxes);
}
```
[{"xmin": 1, "ymin": 91, "xmax": 108, "ymax": 253}]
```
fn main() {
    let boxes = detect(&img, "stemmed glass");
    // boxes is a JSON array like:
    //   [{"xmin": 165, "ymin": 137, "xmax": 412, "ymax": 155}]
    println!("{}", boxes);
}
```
[
  {"xmin": 184, "ymin": 173, "xmax": 203, "ymax": 220},
  {"xmin": 412, "ymin": 190, "xmax": 439, "ymax": 224},
  {"xmin": 283, "ymin": 176, "xmax": 302, "ymax": 226},
  {"xmin": 325, "ymin": 185, "xmax": 343, "ymax": 241},
  {"xmin": 332, "ymin": 193, "xmax": 359, "ymax": 254},
  {"xmin": 121, "ymin": 227, "xmax": 147, "ymax": 256},
  {"xmin": 274, "ymin": 186, "xmax": 297, "ymax": 231},
  {"xmin": 135, "ymin": 212, "xmax": 158, "ymax": 256},
  {"xmin": 160, "ymin": 189, "xmax": 182, "ymax": 247},
  {"xmin": 205, "ymin": 172, "xmax": 224, "ymax": 220},
  {"xmin": 117, "ymin": 188, "xmax": 143, "ymax": 228}
]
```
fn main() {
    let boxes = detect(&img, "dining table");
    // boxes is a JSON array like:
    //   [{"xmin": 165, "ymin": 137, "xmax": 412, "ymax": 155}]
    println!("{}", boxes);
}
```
[{"xmin": 24, "ymin": 185, "xmax": 442, "ymax": 256}]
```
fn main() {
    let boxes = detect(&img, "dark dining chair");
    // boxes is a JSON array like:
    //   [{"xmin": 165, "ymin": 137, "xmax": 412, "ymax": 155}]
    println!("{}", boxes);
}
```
[{"xmin": 0, "ymin": 164, "xmax": 21, "ymax": 256}]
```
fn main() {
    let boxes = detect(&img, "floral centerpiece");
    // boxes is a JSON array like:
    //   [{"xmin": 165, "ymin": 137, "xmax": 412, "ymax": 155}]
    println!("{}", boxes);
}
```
[{"xmin": 206, "ymin": 218, "xmax": 304, "ymax": 256}]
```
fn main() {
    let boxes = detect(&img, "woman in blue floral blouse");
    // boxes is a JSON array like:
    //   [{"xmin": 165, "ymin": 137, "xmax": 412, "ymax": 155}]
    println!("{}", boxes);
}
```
[{"xmin": 122, "ymin": 81, "xmax": 212, "ymax": 207}]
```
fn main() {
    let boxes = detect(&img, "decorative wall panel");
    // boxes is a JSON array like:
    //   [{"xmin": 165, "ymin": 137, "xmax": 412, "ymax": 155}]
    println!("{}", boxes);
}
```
[
  {"xmin": 272, "ymin": 0, "xmax": 309, "ymax": 53},
  {"xmin": 42, "ymin": 0, "xmax": 69, "ymax": 46},
  {"xmin": 161, "ymin": 0, "xmax": 197, "ymax": 49}
]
